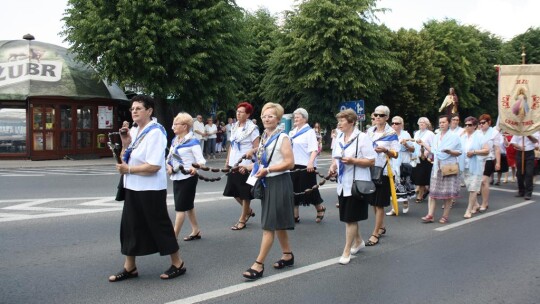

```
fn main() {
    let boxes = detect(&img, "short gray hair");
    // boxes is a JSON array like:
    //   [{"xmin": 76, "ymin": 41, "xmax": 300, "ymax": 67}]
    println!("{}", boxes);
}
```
[
  {"xmin": 374, "ymin": 105, "xmax": 390, "ymax": 117},
  {"xmin": 293, "ymin": 108, "xmax": 309, "ymax": 121}
]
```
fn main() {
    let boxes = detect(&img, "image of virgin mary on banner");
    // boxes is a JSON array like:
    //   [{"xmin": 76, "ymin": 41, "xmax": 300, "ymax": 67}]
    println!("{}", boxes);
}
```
[{"xmin": 498, "ymin": 64, "xmax": 540, "ymax": 136}]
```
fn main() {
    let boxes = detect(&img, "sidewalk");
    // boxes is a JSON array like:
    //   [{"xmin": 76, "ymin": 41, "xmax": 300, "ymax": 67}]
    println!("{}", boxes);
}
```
[{"xmin": 0, "ymin": 150, "xmax": 333, "ymax": 169}]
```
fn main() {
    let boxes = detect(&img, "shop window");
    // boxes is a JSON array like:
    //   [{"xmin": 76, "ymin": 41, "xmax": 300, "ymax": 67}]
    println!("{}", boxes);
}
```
[
  {"xmin": 77, "ymin": 131, "xmax": 92, "ymax": 149},
  {"xmin": 77, "ymin": 106, "xmax": 93, "ymax": 129},
  {"xmin": 60, "ymin": 131, "xmax": 72, "ymax": 150},
  {"xmin": 0, "ymin": 108, "xmax": 27, "ymax": 153},
  {"xmin": 60, "ymin": 105, "xmax": 72, "ymax": 129}
]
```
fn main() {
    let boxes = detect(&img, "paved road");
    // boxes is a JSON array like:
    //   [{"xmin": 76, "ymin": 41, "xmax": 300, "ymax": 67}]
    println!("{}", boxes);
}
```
[{"xmin": 1, "ymin": 158, "xmax": 539, "ymax": 304}]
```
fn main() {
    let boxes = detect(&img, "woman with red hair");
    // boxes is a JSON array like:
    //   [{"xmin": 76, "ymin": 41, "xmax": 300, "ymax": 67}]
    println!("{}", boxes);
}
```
[{"xmin": 223, "ymin": 102, "xmax": 260, "ymax": 230}]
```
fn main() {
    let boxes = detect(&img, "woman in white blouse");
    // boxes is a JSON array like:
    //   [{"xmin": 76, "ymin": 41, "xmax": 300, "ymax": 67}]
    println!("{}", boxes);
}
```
[
  {"xmin": 166, "ymin": 113, "xmax": 206, "ymax": 241},
  {"xmin": 110, "ymin": 95, "xmax": 185, "ymax": 282},
  {"xmin": 289, "ymin": 108, "xmax": 326, "ymax": 223},
  {"xmin": 329, "ymin": 109, "xmax": 376, "ymax": 265},
  {"xmin": 366, "ymin": 105, "xmax": 400, "ymax": 246},
  {"xmin": 204, "ymin": 117, "xmax": 218, "ymax": 159},
  {"xmin": 223, "ymin": 102, "xmax": 260, "ymax": 230},
  {"xmin": 241, "ymin": 102, "xmax": 295, "ymax": 280}
]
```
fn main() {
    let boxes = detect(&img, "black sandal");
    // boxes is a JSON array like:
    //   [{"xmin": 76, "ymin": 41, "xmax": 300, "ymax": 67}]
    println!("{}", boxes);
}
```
[
  {"xmin": 231, "ymin": 221, "xmax": 246, "ymax": 230},
  {"xmin": 294, "ymin": 216, "xmax": 300, "ymax": 223},
  {"xmin": 243, "ymin": 261, "xmax": 264, "ymax": 280},
  {"xmin": 366, "ymin": 235, "xmax": 380, "ymax": 246},
  {"xmin": 273, "ymin": 252, "xmax": 294, "ymax": 269},
  {"xmin": 378, "ymin": 227, "xmax": 386, "ymax": 237},
  {"xmin": 183, "ymin": 231, "xmax": 201, "ymax": 241},
  {"xmin": 245, "ymin": 209, "xmax": 255, "ymax": 224},
  {"xmin": 160, "ymin": 262, "xmax": 186, "ymax": 280},
  {"xmin": 109, "ymin": 267, "xmax": 138, "ymax": 282},
  {"xmin": 315, "ymin": 206, "xmax": 326, "ymax": 223}
]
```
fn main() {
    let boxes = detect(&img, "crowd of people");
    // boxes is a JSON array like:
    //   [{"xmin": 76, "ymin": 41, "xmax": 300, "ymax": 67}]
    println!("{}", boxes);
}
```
[{"xmin": 110, "ymin": 94, "xmax": 538, "ymax": 282}]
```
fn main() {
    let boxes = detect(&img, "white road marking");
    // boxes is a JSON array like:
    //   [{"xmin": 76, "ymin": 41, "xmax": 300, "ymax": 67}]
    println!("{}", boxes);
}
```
[
  {"xmin": 166, "ymin": 257, "xmax": 348, "ymax": 304},
  {"xmin": 435, "ymin": 199, "xmax": 536, "ymax": 232}
]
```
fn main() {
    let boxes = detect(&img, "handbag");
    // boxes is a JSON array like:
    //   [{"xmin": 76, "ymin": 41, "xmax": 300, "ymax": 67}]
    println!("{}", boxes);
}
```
[
  {"xmin": 250, "ymin": 134, "xmax": 279, "ymax": 200},
  {"xmin": 115, "ymin": 174, "xmax": 125, "ymax": 201},
  {"xmin": 440, "ymin": 163, "xmax": 459, "ymax": 176},
  {"xmin": 351, "ymin": 137, "xmax": 376, "ymax": 199},
  {"xmin": 370, "ymin": 162, "xmax": 387, "ymax": 185}
]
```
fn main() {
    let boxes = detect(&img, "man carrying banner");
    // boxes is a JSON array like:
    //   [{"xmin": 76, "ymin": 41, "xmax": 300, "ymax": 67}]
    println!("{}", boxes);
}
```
[{"xmin": 497, "ymin": 64, "xmax": 540, "ymax": 200}]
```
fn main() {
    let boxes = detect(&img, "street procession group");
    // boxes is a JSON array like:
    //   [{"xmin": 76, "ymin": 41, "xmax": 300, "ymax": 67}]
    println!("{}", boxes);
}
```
[{"xmin": 106, "ymin": 90, "xmax": 538, "ymax": 283}]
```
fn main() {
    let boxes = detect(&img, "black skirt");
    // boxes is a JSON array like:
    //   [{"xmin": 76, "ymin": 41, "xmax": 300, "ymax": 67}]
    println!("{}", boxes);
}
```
[
  {"xmin": 496, "ymin": 154, "xmax": 509, "ymax": 173},
  {"xmin": 173, "ymin": 175, "xmax": 198, "ymax": 212},
  {"xmin": 411, "ymin": 158, "xmax": 432, "ymax": 186},
  {"xmin": 290, "ymin": 165, "xmax": 324, "ymax": 206},
  {"xmin": 370, "ymin": 175, "xmax": 391, "ymax": 207},
  {"xmin": 120, "ymin": 189, "xmax": 179, "ymax": 256},
  {"xmin": 223, "ymin": 171, "xmax": 253, "ymax": 200},
  {"xmin": 338, "ymin": 193, "xmax": 369, "ymax": 223}
]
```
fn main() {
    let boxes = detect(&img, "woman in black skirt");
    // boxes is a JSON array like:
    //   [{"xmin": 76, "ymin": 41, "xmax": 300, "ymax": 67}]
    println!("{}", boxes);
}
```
[
  {"xmin": 110, "ymin": 95, "xmax": 185, "ymax": 282},
  {"xmin": 329, "ymin": 109, "xmax": 376, "ymax": 265},
  {"xmin": 241, "ymin": 102, "xmax": 295, "ymax": 281},
  {"xmin": 366, "ymin": 105, "xmax": 400, "ymax": 247},
  {"xmin": 289, "ymin": 108, "xmax": 326, "ymax": 223},
  {"xmin": 223, "ymin": 102, "xmax": 260, "ymax": 230},
  {"xmin": 166, "ymin": 112, "xmax": 206, "ymax": 241},
  {"xmin": 411, "ymin": 117, "xmax": 435, "ymax": 203}
]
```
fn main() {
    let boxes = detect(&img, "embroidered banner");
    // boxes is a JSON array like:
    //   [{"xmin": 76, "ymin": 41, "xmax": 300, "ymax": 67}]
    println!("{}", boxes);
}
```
[{"xmin": 498, "ymin": 64, "xmax": 540, "ymax": 136}]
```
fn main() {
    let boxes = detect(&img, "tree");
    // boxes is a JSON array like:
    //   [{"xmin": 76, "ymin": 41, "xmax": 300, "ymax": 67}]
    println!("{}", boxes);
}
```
[
  {"xmin": 262, "ymin": 0, "xmax": 399, "ymax": 128},
  {"xmin": 502, "ymin": 27, "xmax": 540, "ymax": 65},
  {"xmin": 62, "ymin": 0, "xmax": 250, "ymax": 128},
  {"xmin": 421, "ymin": 19, "xmax": 486, "ymax": 116},
  {"xmin": 238, "ymin": 9, "xmax": 281, "ymax": 117},
  {"xmin": 380, "ymin": 28, "xmax": 442, "ymax": 129}
]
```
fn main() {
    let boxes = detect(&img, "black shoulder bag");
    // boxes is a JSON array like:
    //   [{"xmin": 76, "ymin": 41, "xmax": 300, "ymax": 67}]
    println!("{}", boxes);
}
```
[{"xmin": 351, "ymin": 136, "xmax": 376, "ymax": 199}]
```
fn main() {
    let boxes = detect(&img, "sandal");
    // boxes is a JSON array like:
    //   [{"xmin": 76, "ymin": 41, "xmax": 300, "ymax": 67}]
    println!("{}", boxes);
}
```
[
  {"xmin": 378, "ymin": 227, "xmax": 387, "ymax": 237},
  {"xmin": 231, "ymin": 221, "xmax": 246, "ymax": 231},
  {"xmin": 243, "ymin": 261, "xmax": 264, "ymax": 280},
  {"xmin": 315, "ymin": 206, "xmax": 326, "ymax": 223},
  {"xmin": 294, "ymin": 216, "xmax": 300, "ymax": 223},
  {"xmin": 183, "ymin": 231, "xmax": 201, "ymax": 241},
  {"xmin": 421, "ymin": 214, "xmax": 434, "ymax": 223},
  {"xmin": 439, "ymin": 216, "xmax": 449, "ymax": 224},
  {"xmin": 245, "ymin": 209, "xmax": 256, "ymax": 224},
  {"xmin": 108, "ymin": 267, "xmax": 138, "ymax": 282},
  {"xmin": 366, "ymin": 235, "xmax": 380, "ymax": 246},
  {"xmin": 415, "ymin": 198, "xmax": 423, "ymax": 203},
  {"xmin": 160, "ymin": 262, "xmax": 186, "ymax": 280},
  {"xmin": 273, "ymin": 252, "xmax": 294, "ymax": 269}
]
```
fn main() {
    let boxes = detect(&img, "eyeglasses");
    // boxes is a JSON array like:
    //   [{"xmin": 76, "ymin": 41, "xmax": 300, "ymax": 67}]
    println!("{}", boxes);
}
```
[
  {"xmin": 172, "ymin": 123, "xmax": 184, "ymax": 126},
  {"xmin": 465, "ymin": 124, "xmax": 474, "ymax": 127},
  {"xmin": 391, "ymin": 122, "xmax": 401, "ymax": 125},
  {"xmin": 452, "ymin": 119, "xmax": 459, "ymax": 121},
  {"xmin": 260, "ymin": 115, "xmax": 276, "ymax": 120},
  {"xmin": 373, "ymin": 113, "xmax": 386, "ymax": 118},
  {"xmin": 479, "ymin": 121, "xmax": 488, "ymax": 125},
  {"xmin": 129, "ymin": 107, "xmax": 146, "ymax": 112},
  {"xmin": 236, "ymin": 111, "xmax": 246, "ymax": 114}
]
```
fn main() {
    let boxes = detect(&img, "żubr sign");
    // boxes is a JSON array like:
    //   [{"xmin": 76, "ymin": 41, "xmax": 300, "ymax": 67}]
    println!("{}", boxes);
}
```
[{"xmin": 0, "ymin": 57, "xmax": 62, "ymax": 87}]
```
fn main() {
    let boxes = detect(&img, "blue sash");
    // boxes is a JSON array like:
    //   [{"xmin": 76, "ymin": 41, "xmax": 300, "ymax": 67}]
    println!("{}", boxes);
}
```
[
  {"xmin": 168, "ymin": 137, "xmax": 200, "ymax": 167},
  {"xmin": 252, "ymin": 132, "xmax": 282, "ymax": 188},
  {"xmin": 338, "ymin": 133, "xmax": 358, "ymax": 183},
  {"xmin": 123, "ymin": 123, "xmax": 166, "ymax": 164}
]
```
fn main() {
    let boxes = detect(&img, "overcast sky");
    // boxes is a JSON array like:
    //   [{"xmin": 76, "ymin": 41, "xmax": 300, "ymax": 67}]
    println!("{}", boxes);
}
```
[{"xmin": 2, "ymin": 0, "xmax": 538, "ymax": 47}]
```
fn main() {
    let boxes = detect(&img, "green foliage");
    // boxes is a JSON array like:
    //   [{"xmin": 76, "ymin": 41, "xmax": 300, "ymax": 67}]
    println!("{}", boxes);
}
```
[
  {"xmin": 380, "ymin": 28, "xmax": 442, "ymax": 129},
  {"xmin": 62, "ymin": 0, "xmax": 250, "ymax": 115},
  {"xmin": 502, "ymin": 27, "xmax": 540, "ymax": 65},
  {"xmin": 239, "ymin": 9, "xmax": 282, "ymax": 115},
  {"xmin": 262, "ymin": 0, "xmax": 399, "ymax": 128}
]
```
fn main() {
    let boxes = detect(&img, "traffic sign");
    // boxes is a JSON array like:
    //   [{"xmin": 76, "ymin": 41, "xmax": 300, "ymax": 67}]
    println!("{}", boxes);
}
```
[{"xmin": 339, "ymin": 100, "xmax": 365, "ymax": 121}]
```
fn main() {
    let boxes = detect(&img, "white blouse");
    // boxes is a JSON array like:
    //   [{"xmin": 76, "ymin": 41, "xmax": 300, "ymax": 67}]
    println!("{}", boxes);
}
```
[
  {"xmin": 290, "ymin": 124, "xmax": 319, "ymax": 167},
  {"xmin": 168, "ymin": 133, "xmax": 206, "ymax": 181},
  {"xmin": 124, "ymin": 122, "xmax": 167, "ymax": 191},
  {"xmin": 332, "ymin": 130, "xmax": 376, "ymax": 197},
  {"xmin": 228, "ymin": 121, "xmax": 260, "ymax": 166}
]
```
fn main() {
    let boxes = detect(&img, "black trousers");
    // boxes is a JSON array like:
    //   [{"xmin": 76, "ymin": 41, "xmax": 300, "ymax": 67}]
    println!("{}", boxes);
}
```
[{"xmin": 515, "ymin": 150, "xmax": 535, "ymax": 197}]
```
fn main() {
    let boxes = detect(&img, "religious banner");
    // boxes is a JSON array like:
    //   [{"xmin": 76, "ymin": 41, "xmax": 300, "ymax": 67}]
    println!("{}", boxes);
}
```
[{"xmin": 498, "ymin": 64, "xmax": 540, "ymax": 136}]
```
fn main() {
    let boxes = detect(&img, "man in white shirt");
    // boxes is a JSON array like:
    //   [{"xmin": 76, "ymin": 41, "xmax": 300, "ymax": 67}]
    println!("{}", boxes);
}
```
[
  {"xmin": 192, "ymin": 115, "xmax": 206, "ymax": 152},
  {"xmin": 510, "ymin": 132, "xmax": 540, "ymax": 200}
]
